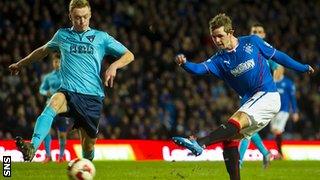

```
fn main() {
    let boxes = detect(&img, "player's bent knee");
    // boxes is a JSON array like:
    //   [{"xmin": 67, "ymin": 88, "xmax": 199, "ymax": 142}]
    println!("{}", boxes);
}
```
[
  {"xmin": 49, "ymin": 92, "xmax": 67, "ymax": 113},
  {"xmin": 230, "ymin": 111, "xmax": 251, "ymax": 129},
  {"xmin": 272, "ymin": 129, "xmax": 282, "ymax": 135}
]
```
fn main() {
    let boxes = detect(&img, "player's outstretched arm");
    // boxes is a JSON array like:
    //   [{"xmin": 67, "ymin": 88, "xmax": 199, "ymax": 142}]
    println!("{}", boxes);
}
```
[
  {"xmin": 175, "ymin": 54, "xmax": 209, "ymax": 75},
  {"xmin": 271, "ymin": 50, "xmax": 314, "ymax": 74},
  {"xmin": 105, "ymin": 50, "xmax": 134, "ymax": 87},
  {"xmin": 8, "ymin": 44, "xmax": 51, "ymax": 75}
]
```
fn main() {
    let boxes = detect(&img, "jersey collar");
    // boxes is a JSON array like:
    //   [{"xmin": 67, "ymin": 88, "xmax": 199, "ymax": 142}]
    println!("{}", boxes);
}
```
[
  {"xmin": 225, "ymin": 38, "xmax": 239, "ymax": 53},
  {"xmin": 70, "ymin": 26, "xmax": 91, "ymax": 33}
]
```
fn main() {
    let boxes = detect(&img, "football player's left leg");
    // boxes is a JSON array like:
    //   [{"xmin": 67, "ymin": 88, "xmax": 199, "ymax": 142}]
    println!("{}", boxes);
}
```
[
  {"xmin": 58, "ymin": 130, "xmax": 67, "ymax": 160},
  {"xmin": 223, "ymin": 140, "xmax": 240, "ymax": 180},
  {"xmin": 239, "ymin": 138, "xmax": 250, "ymax": 168},
  {"xmin": 79, "ymin": 128, "xmax": 96, "ymax": 161},
  {"xmin": 251, "ymin": 133, "xmax": 269, "ymax": 156}
]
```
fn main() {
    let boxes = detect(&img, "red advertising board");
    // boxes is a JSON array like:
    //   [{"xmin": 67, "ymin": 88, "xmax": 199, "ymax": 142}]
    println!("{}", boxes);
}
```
[{"xmin": 1, "ymin": 140, "xmax": 320, "ymax": 162}]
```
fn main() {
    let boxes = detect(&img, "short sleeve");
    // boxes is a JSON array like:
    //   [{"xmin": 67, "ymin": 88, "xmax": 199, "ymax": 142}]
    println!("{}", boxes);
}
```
[
  {"xmin": 46, "ymin": 29, "xmax": 61, "ymax": 51},
  {"xmin": 252, "ymin": 35, "xmax": 276, "ymax": 59},
  {"xmin": 104, "ymin": 33, "xmax": 128, "ymax": 57}
]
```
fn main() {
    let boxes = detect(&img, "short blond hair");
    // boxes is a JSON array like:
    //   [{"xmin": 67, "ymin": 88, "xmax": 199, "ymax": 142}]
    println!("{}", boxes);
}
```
[
  {"xmin": 209, "ymin": 13, "xmax": 233, "ymax": 34},
  {"xmin": 69, "ymin": 0, "xmax": 91, "ymax": 12}
]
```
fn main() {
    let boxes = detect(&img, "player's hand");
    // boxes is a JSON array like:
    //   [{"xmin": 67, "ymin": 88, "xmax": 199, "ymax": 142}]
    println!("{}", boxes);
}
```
[
  {"xmin": 292, "ymin": 113, "xmax": 299, "ymax": 123},
  {"xmin": 307, "ymin": 65, "xmax": 314, "ymax": 74},
  {"xmin": 104, "ymin": 64, "xmax": 117, "ymax": 88},
  {"xmin": 175, "ymin": 54, "xmax": 187, "ymax": 66},
  {"xmin": 8, "ymin": 62, "xmax": 22, "ymax": 75}
]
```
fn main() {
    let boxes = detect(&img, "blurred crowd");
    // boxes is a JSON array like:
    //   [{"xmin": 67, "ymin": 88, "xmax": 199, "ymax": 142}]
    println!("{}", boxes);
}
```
[{"xmin": 0, "ymin": 0, "xmax": 319, "ymax": 141}]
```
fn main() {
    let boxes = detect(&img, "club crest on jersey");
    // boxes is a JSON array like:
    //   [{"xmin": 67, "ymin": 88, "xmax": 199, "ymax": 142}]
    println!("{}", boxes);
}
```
[
  {"xmin": 86, "ymin": 35, "xmax": 95, "ymax": 42},
  {"xmin": 243, "ymin": 43, "xmax": 253, "ymax": 54},
  {"xmin": 223, "ymin": 60, "xmax": 230, "ymax": 65},
  {"xmin": 230, "ymin": 59, "xmax": 255, "ymax": 77}
]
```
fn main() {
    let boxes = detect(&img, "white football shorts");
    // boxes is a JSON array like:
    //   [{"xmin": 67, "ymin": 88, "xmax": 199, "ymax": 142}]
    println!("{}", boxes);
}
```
[
  {"xmin": 270, "ymin": 111, "xmax": 290, "ymax": 133},
  {"xmin": 238, "ymin": 91, "xmax": 281, "ymax": 138}
]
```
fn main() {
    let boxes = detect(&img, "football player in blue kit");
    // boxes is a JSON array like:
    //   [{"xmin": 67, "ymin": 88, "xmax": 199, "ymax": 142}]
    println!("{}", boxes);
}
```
[
  {"xmin": 239, "ymin": 23, "xmax": 274, "ymax": 169},
  {"xmin": 172, "ymin": 14, "xmax": 314, "ymax": 180}
]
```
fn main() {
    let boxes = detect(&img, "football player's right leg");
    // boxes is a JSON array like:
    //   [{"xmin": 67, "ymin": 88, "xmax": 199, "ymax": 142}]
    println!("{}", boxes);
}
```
[
  {"xmin": 197, "ymin": 111, "xmax": 248, "ymax": 147},
  {"xmin": 31, "ymin": 93, "xmax": 67, "ymax": 150}
]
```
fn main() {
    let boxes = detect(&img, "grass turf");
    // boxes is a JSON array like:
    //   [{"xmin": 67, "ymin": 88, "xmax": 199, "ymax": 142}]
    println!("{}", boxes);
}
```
[{"xmin": 3, "ymin": 160, "xmax": 320, "ymax": 179}]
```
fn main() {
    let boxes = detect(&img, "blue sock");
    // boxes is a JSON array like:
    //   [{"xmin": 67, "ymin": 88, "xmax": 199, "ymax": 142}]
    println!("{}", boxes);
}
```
[
  {"xmin": 82, "ymin": 149, "xmax": 94, "ymax": 161},
  {"xmin": 251, "ymin": 133, "xmax": 269, "ymax": 156},
  {"xmin": 31, "ymin": 106, "xmax": 56, "ymax": 150},
  {"xmin": 59, "ymin": 137, "xmax": 66, "ymax": 158},
  {"xmin": 239, "ymin": 138, "xmax": 250, "ymax": 162},
  {"xmin": 43, "ymin": 134, "xmax": 52, "ymax": 157}
]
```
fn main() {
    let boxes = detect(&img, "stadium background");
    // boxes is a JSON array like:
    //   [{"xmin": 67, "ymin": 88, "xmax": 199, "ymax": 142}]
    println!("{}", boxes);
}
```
[{"xmin": 0, "ymin": 0, "xmax": 319, "ymax": 142}]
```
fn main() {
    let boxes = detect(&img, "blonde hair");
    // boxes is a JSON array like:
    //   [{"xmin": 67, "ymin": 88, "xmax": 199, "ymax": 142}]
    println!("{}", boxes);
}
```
[
  {"xmin": 209, "ymin": 13, "xmax": 233, "ymax": 34},
  {"xmin": 69, "ymin": 0, "xmax": 91, "ymax": 12}
]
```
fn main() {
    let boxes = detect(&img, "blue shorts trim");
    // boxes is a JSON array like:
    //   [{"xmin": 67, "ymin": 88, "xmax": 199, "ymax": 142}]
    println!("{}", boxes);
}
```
[{"xmin": 248, "ymin": 92, "xmax": 268, "ymax": 108}]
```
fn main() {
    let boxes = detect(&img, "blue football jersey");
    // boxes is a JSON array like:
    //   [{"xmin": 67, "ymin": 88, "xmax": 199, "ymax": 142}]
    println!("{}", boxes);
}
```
[
  {"xmin": 275, "ymin": 77, "xmax": 297, "ymax": 112},
  {"xmin": 46, "ymin": 27, "xmax": 128, "ymax": 97},
  {"xmin": 202, "ymin": 35, "xmax": 277, "ymax": 102},
  {"xmin": 39, "ymin": 70, "xmax": 62, "ymax": 96}
]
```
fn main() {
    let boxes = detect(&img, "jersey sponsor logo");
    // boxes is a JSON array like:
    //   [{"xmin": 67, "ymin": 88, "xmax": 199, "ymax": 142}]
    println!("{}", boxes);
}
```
[
  {"xmin": 86, "ymin": 35, "xmax": 95, "ymax": 43},
  {"xmin": 67, "ymin": 37, "xmax": 77, "ymax": 42},
  {"xmin": 243, "ymin": 43, "xmax": 253, "ymax": 54},
  {"xmin": 230, "ymin": 59, "xmax": 255, "ymax": 77},
  {"xmin": 70, "ymin": 44, "xmax": 94, "ymax": 54}
]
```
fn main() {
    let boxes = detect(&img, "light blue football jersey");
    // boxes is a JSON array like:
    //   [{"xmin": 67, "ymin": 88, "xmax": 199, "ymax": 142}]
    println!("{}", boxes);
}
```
[
  {"xmin": 46, "ymin": 27, "xmax": 127, "ymax": 97},
  {"xmin": 267, "ymin": 59, "xmax": 279, "ymax": 71},
  {"xmin": 39, "ymin": 70, "xmax": 62, "ymax": 96}
]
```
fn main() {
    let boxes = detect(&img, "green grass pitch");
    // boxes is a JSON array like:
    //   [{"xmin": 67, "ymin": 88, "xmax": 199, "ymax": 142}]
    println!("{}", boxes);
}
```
[{"xmin": 4, "ymin": 161, "xmax": 320, "ymax": 179}]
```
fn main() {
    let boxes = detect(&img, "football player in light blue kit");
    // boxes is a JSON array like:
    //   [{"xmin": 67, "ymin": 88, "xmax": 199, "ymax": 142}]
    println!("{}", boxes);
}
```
[
  {"xmin": 39, "ymin": 53, "xmax": 70, "ymax": 163},
  {"xmin": 172, "ymin": 14, "xmax": 314, "ymax": 180},
  {"xmin": 239, "ymin": 23, "xmax": 274, "ymax": 169},
  {"xmin": 9, "ymin": 0, "xmax": 134, "ymax": 162},
  {"xmin": 270, "ymin": 65, "xmax": 299, "ymax": 159}
]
